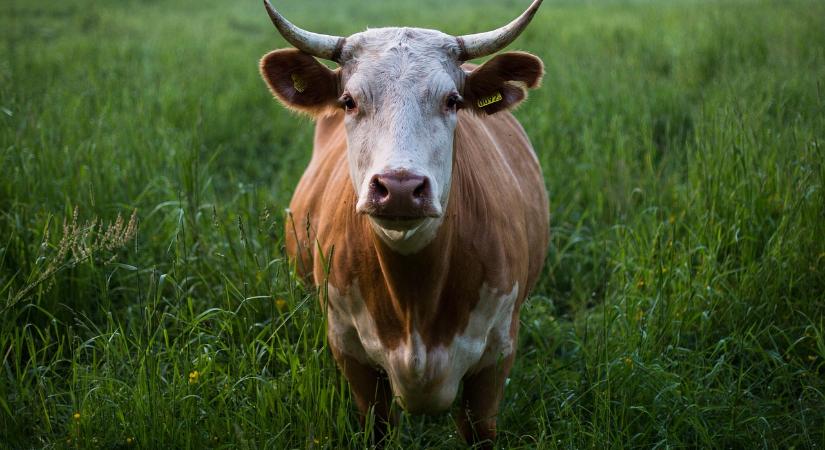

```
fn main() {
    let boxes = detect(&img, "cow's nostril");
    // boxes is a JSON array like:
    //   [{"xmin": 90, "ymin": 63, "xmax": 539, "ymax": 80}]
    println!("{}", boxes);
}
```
[
  {"xmin": 370, "ymin": 176, "xmax": 389, "ymax": 199},
  {"xmin": 412, "ymin": 178, "xmax": 429, "ymax": 199}
]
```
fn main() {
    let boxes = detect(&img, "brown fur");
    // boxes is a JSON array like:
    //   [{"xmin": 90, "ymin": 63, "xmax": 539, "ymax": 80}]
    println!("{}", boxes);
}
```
[
  {"xmin": 284, "ymin": 108, "xmax": 548, "ymax": 444},
  {"xmin": 288, "ymin": 109, "xmax": 548, "ymax": 342},
  {"xmin": 268, "ymin": 47, "xmax": 549, "ymax": 446}
]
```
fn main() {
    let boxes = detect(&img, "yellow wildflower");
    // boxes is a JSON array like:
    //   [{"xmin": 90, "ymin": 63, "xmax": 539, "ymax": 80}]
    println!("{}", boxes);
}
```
[
  {"xmin": 276, "ymin": 298, "xmax": 288, "ymax": 312},
  {"xmin": 188, "ymin": 370, "xmax": 200, "ymax": 384},
  {"xmin": 73, "ymin": 412, "xmax": 81, "ymax": 421},
  {"xmin": 623, "ymin": 356, "xmax": 633, "ymax": 368}
]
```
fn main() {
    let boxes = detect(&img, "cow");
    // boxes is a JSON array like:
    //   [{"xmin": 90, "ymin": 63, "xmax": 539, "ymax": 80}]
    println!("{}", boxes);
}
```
[{"xmin": 258, "ymin": 0, "xmax": 549, "ymax": 446}]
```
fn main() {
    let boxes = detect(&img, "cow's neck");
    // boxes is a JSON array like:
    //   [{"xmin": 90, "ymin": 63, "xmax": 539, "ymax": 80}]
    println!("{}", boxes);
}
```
[{"xmin": 369, "ymin": 213, "xmax": 455, "ymax": 336}]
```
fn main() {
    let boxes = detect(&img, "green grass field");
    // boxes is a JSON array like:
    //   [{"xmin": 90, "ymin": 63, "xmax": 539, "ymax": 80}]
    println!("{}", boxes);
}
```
[{"xmin": 2, "ymin": 0, "xmax": 824, "ymax": 448}]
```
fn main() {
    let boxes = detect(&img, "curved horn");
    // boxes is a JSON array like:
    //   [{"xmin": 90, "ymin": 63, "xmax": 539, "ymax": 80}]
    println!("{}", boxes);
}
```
[
  {"xmin": 263, "ymin": 0, "xmax": 346, "ymax": 62},
  {"xmin": 455, "ymin": 0, "xmax": 543, "ymax": 61}
]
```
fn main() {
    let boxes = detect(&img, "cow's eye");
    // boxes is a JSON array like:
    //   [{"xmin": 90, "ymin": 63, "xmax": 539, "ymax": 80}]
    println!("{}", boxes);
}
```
[
  {"xmin": 340, "ymin": 93, "xmax": 357, "ymax": 112},
  {"xmin": 446, "ymin": 93, "xmax": 462, "ymax": 111}
]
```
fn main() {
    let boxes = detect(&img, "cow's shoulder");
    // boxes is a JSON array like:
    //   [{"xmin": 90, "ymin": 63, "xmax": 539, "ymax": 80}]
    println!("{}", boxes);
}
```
[
  {"xmin": 286, "ymin": 111, "xmax": 352, "ymax": 281},
  {"xmin": 452, "ymin": 111, "xmax": 549, "ymax": 293}
]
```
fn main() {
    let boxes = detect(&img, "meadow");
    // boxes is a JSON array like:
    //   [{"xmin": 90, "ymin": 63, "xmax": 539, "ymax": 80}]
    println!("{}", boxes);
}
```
[{"xmin": 1, "ymin": 0, "xmax": 824, "ymax": 448}]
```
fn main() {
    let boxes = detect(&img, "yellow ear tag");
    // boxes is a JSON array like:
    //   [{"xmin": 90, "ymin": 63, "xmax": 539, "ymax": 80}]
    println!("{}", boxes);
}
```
[
  {"xmin": 477, "ymin": 92, "xmax": 503, "ymax": 108},
  {"xmin": 291, "ymin": 73, "xmax": 307, "ymax": 93}
]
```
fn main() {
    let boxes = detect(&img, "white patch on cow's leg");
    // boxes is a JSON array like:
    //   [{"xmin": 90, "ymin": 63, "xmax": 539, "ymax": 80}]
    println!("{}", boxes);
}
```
[
  {"xmin": 326, "ymin": 280, "xmax": 520, "ymax": 414},
  {"xmin": 326, "ymin": 284, "xmax": 374, "ymax": 365},
  {"xmin": 468, "ymin": 283, "xmax": 519, "ymax": 372}
]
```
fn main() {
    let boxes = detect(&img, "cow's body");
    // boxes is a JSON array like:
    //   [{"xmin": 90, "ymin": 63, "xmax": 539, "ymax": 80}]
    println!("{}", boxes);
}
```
[
  {"xmin": 287, "ymin": 108, "xmax": 548, "ymax": 412},
  {"xmin": 259, "ymin": 0, "xmax": 548, "ymax": 444}
]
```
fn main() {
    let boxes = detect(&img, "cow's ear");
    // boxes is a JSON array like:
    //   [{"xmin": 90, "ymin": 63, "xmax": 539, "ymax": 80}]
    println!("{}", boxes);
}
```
[
  {"xmin": 463, "ymin": 52, "xmax": 543, "ymax": 115},
  {"xmin": 260, "ymin": 49, "xmax": 340, "ymax": 116}
]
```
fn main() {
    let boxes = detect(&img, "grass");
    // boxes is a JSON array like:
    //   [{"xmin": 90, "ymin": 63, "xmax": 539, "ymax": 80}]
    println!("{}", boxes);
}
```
[{"xmin": 1, "ymin": 0, "xmax": 824, "ymax": 448}]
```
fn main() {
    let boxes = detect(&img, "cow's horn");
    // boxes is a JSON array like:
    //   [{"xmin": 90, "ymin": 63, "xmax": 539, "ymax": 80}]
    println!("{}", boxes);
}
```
[
  {"xmin": 263, "ymin": 0, "xmax": 346, "ymax": 62},
  {"xmin": 455, "ymin": 0, "xmax": 542, "ymax": 61}
]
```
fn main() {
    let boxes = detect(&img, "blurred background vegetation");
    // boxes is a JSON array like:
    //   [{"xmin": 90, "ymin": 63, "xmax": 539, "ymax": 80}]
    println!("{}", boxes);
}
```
[{"xmin": 1, "ymin": 0, "xmax": 824, "ymax": 448}]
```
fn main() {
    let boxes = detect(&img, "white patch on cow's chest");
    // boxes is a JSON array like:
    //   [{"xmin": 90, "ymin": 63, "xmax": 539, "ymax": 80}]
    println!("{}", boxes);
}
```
[{"xmin": 326, "ymin": 282, "xmax": 519, "ymax": 413}]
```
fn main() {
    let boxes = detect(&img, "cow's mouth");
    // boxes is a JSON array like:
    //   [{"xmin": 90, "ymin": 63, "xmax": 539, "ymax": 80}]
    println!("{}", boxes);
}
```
[
  {"xmin": 358, "ymin": 202, "xmax": 442, "ymax": 230},
  {"xmin": 360, "ymin": 203, "xmax": 445, "ymax": 250},
  {"xmin": 369, "ymin": 215, "xmax": 429, "ymax": 231}
]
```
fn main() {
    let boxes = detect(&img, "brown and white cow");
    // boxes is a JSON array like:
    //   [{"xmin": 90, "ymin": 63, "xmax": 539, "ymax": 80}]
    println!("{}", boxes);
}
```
[{"xmin": 259, "ymin": 0, "xmax": 549, "ymax": 445}]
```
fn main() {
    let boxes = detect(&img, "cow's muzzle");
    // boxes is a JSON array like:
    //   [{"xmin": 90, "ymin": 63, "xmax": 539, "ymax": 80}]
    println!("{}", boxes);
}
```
[{"xmin": 357, "ymin": 170, "xmax": 441, "ymax": 222}]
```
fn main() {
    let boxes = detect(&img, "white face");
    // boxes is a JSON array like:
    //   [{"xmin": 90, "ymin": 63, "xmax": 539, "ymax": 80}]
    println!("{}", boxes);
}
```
[{"xmin": 338, "ymin": 28, "xmax": 465, "ymax": 248}]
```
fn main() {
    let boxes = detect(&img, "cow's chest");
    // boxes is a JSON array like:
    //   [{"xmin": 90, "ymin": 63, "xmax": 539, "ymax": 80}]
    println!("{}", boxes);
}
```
[{"xmin": 326, "ymin": 282, "xmax": 519, "ymax": 413}]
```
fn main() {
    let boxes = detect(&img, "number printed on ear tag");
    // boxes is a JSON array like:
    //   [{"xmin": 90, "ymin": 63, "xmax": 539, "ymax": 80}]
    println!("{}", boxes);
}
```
[
  {"xmin": 291, "ymin": 73, "xmax": 307, "ymax": 93},
  {"xmin": 477, "ymin": 92, "xmax": 502, "ymax": 108}
]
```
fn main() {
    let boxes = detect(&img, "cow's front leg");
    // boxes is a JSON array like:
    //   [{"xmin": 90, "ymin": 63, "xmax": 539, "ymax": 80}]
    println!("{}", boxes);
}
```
[
  {"xmin": 455, "ymin": 354, "xmax": 515, "ymax": 448},
  {"xmin": 329, "ymin": 345, "xmax": 396, "ymax": 445}
]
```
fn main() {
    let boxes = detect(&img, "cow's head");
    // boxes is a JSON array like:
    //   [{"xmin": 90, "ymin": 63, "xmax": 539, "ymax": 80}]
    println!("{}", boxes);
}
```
[{"xmin": 260, "ymin": 0, "xmax": 543, "ymax": 252}]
